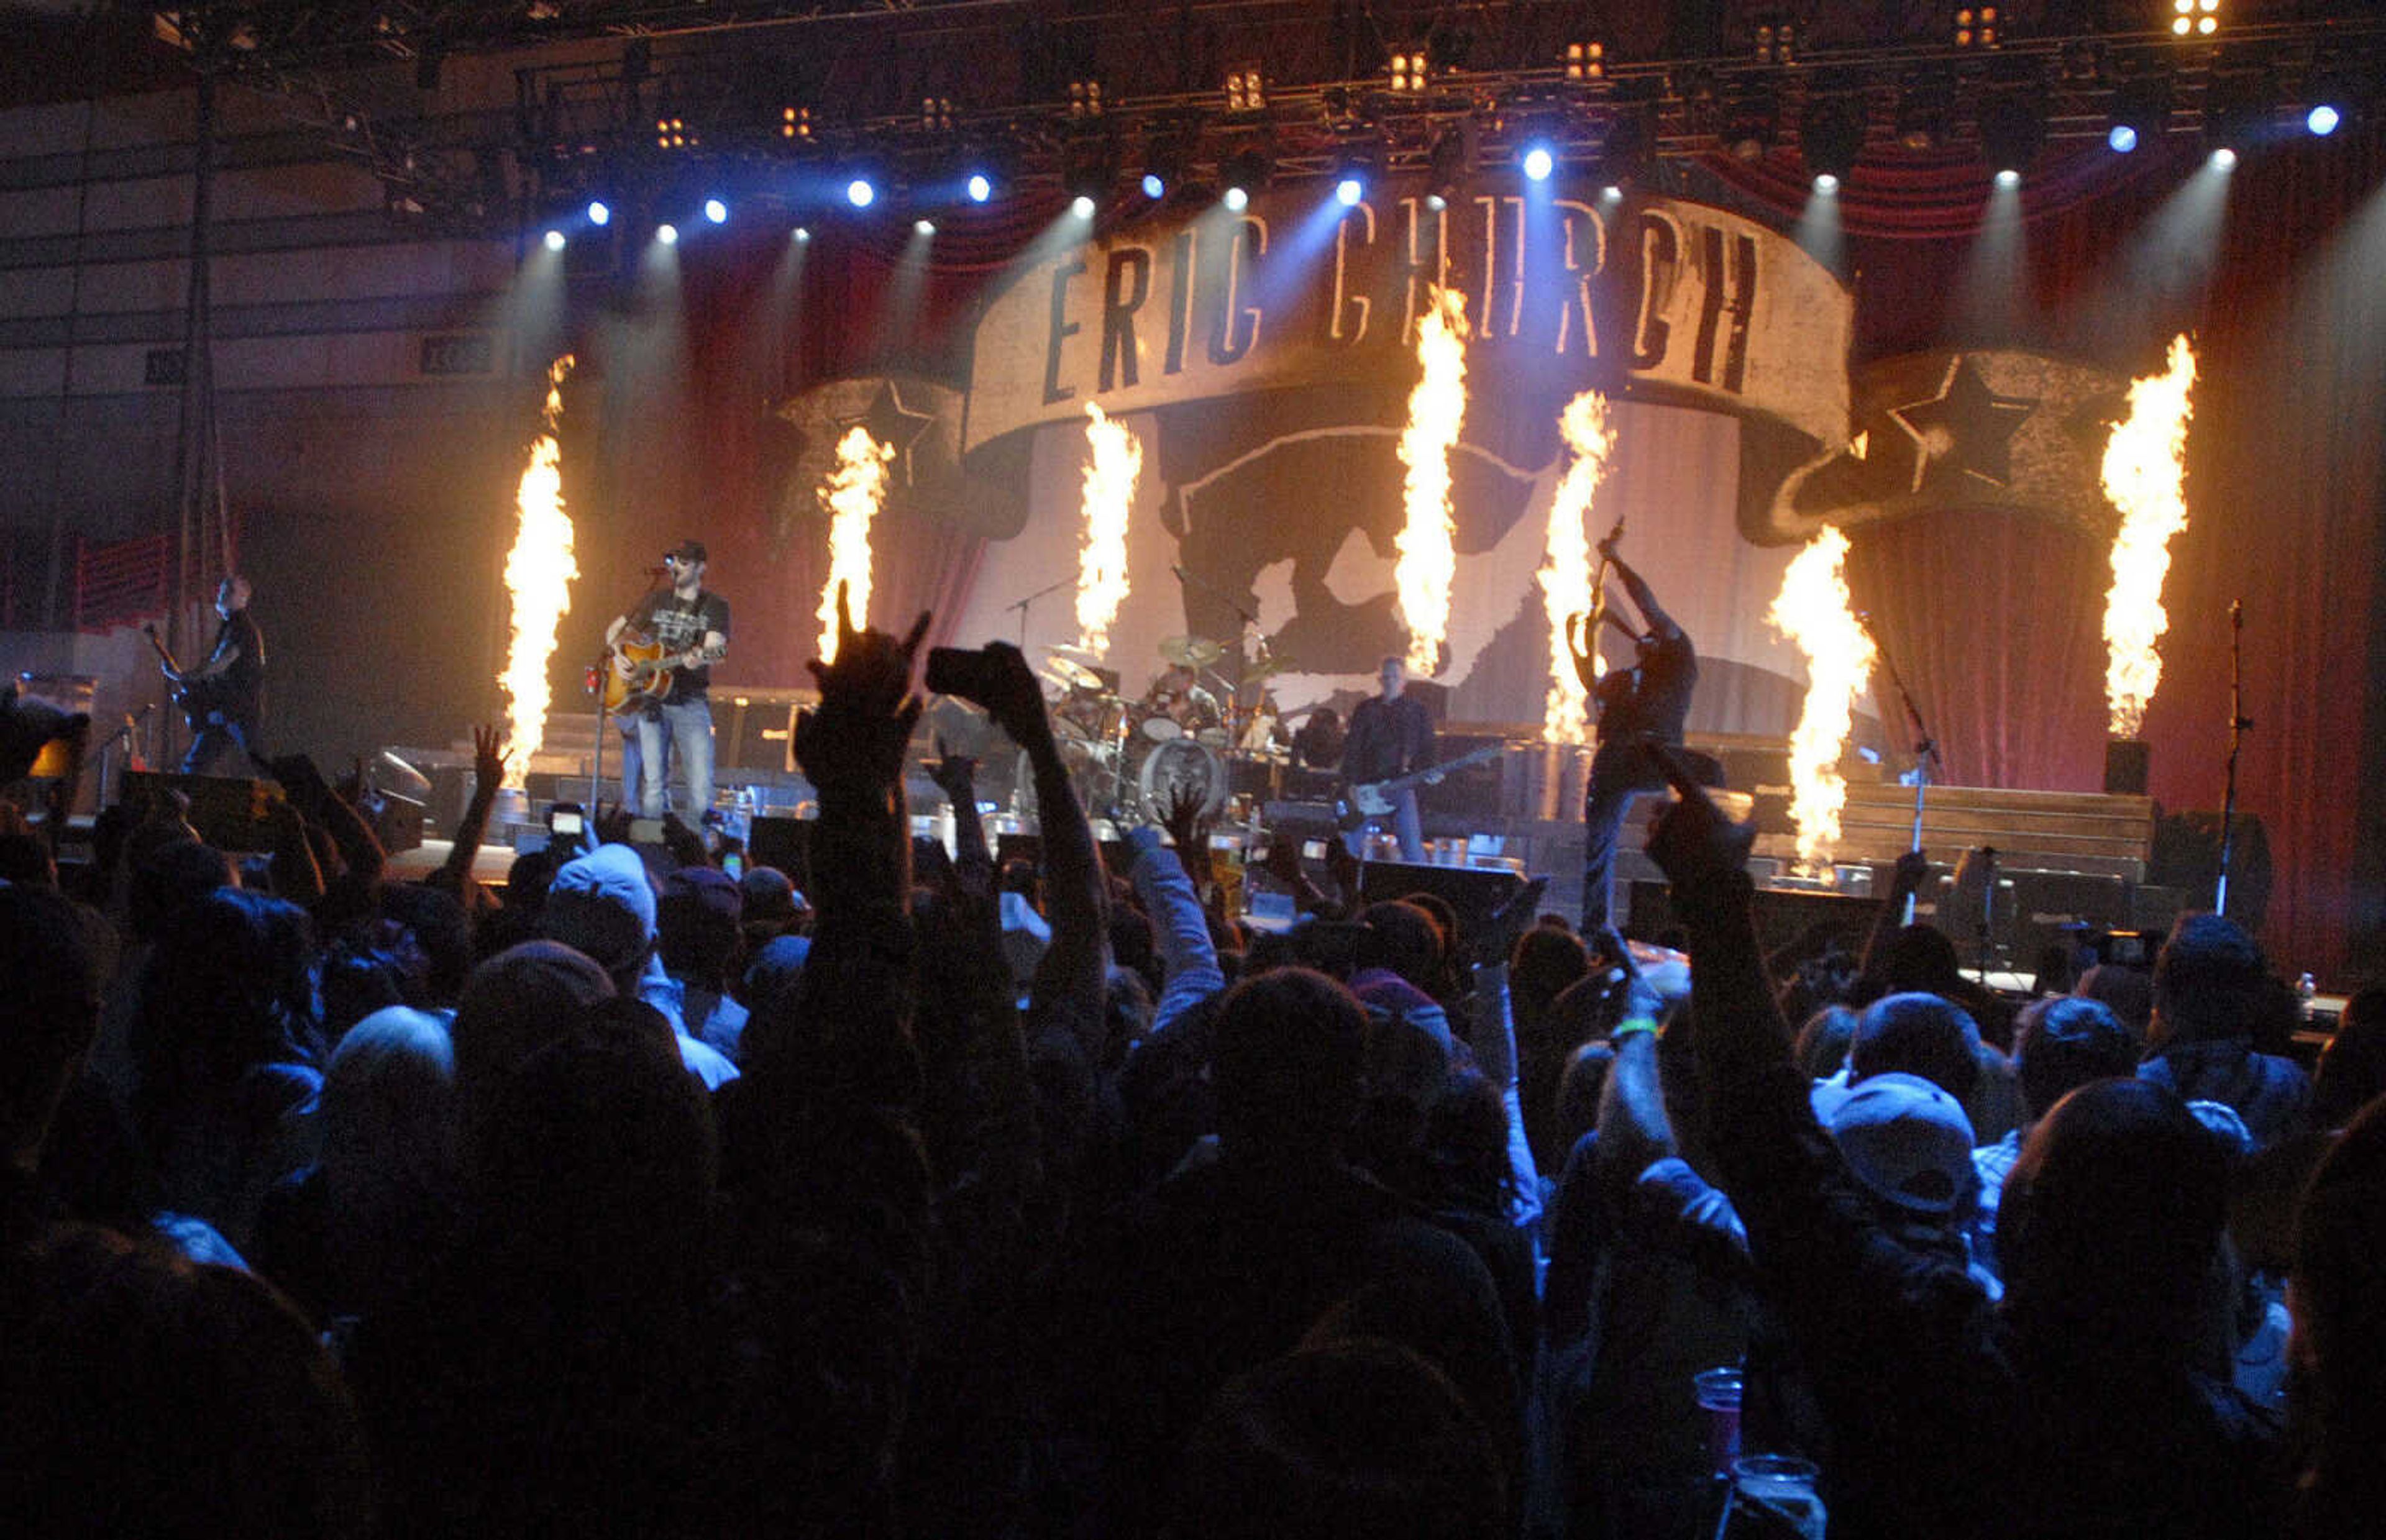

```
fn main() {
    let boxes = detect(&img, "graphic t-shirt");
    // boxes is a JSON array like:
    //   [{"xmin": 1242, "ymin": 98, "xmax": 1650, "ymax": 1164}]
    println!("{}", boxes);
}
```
[{"xmin": 625, "ymin": 590, "xmax": 731, "ymax": 702}]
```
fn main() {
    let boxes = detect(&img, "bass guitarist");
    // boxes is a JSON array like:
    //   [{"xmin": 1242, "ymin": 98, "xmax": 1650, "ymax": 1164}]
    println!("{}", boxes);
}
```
[
  {"xmin": 1340, "ymin": 655, "xmax": 1440, "ymax": 861},
  {"xmin": 605, "ymin": 539, "xmax": 729, "ymax": 821},
  {"xmin": 163, "ymin": 574, "xmax": 265, "ymax": 775}
]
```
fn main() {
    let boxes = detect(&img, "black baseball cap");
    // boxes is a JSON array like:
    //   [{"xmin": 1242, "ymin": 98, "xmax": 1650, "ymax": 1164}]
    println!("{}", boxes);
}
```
[{"xmin": 665, "ymin": 539, "xmax": 708, "ymax": 564}]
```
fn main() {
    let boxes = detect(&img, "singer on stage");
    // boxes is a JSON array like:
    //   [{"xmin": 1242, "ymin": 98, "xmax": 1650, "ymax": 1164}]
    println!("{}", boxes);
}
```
[{"xmin": 1571, "ymin": 534, "xmax": 1698, "ymax": 936}]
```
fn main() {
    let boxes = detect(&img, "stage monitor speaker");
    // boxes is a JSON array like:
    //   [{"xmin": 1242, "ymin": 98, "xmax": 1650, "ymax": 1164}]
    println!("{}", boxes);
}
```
[
  {"xmin": 747, "ymin": 816, "xmax": 813, "ymax": 889},
  {"xmin": 373, "ymin": 792, "xmax": 426, "ymax": 854},
  {"xmin": 1627, "ymin": 879, "xmax": 1885, "ymax": 957},
  {"xmin": 122, "ymin": 770, "xmax": 283, "ymax": 852},
  {"xmin": 1358, "ymin": 861, "xmax": 1527, "ymax": 940}
]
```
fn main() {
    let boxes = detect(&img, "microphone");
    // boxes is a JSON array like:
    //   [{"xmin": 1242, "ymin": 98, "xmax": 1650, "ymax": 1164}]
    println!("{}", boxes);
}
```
[{"xmin": 2229, "ymin": 598, "xmax": 2243, "ymax": 630}]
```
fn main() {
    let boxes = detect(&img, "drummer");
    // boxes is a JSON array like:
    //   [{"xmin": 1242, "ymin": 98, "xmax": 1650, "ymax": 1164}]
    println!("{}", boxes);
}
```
[{"xmin": 1143, "ymin": 665, "xmax": 1223, "ymax": 734}]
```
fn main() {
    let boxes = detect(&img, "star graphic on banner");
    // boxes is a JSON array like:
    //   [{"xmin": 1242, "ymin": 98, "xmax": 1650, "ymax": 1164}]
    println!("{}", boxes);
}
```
[
  {"xmin": 836, "ymin": 381, "xmax": 938, "ymax": 488},
  {"xmin": 1885, "ymin": 356, "xmax": 2037, "ymax": 495}
]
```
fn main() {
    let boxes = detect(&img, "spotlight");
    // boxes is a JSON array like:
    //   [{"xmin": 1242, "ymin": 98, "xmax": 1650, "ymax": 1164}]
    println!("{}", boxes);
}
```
[
  {"xmin": 915, "ymin": 218, "xmax": 936, "ymax": 235},
  {"xmin": 1425, "ymin": 193, "xmax": 1448, "ymax": 211},
  {"xmin": 1225, "ymin": 65, "xmax": 1266, "ymax": 114},
  {"xmin": 1814, "ymin": 172, "xmax": 1840, "ymax": 194},
  {"xmin": 2109, "ymin": 124, "xmax": 2139, "ymax": 153},
  {"xmin": 1223, "ymin": 186, "xmax": 1249, "ymax": 212},
  {"xmin": 967, "ymin": 172, "xmax": 993, "ymax": 203},
  {"xmin": 1141, "ymin": 172, "xmax": 1166, "ymax": 199},
  {"xmin": 2171, "ymin": 0, "xmax": 2219, "ymax": 38},
  {"xmin": 1335, "ymin": 175, "xmax": 1362, "ymax": 206},
  {"xmin": 1071, "ymin": 194, "xmax": 1096, "ymax": 219},
  {"xmin": 846, "ymin": 178, "xmax": 875, "ymax": 208},
  {"xmin": 793, "ymin": 226, "xmax": 811, "ymax": 242},
  {"xmin": 656, "ymin": 222, "xmax": 679, "ymax": 245},
  {"xmin": 1995, "ymin": 167, "xmax": 2022, "ymax": 188},
  {"xmin": 703, "ymin": 198, "xmax": 728, "ymax": 224},
  {"xmin": 542, "ymin": 229, "xmax": 566, "ymax": 251},
  {"xmin": 2211, "ymin": 146, "xmax": 2237, "ymax": 170},
  {"xmin": 2308, "ymin": 104, "xmax": 2341, "ymax": 137},
  {"xmin": 587, "ymin": 199, "xmax": 611, "ymax": 226},
  {"xmin": 1522, "ymin": 144, "xmax": 1555, "ymax": 182},
  {"xmin": 1601, "ymin": 184, "xmax": 1622, "ymax": 202}
]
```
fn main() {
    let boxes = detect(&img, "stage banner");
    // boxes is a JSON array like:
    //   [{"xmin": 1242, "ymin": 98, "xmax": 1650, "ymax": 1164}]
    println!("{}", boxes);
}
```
[{"xmin": 961, "ymin": 185, "xmax": 1853, "ymax": 457}]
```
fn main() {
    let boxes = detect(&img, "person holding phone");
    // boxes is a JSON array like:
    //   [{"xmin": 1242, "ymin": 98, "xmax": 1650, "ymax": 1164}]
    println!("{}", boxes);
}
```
[
  {"xmin": 1568, "ymin": 532, "xmax": 1699, "ymax": 937},
  {"xmin": 605, "ymin": 539, "xmax": 729, "ymax": 821}
]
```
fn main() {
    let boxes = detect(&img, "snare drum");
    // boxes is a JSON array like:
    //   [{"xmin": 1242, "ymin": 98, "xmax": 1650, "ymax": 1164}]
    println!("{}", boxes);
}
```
[{"xmin": 1139, "ymin": 713, "xmax": 1183, "ymax": 743}]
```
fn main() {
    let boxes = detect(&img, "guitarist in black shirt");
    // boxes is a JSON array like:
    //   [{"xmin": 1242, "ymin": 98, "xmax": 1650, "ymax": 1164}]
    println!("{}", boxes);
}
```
[
  {"xmin": 1568, "ymin": 532, "xmax": 1701, "ymax": 937},
  {"xmin": 164, "ymin": 575, "xmax": 265, "ymax": 775},
  {"xmin": 604, "ymin": 539, "xmax": 729, "ymax": 819}
]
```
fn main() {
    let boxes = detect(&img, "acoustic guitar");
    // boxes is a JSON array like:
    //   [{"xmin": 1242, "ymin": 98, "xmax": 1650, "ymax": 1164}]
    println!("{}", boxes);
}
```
[{"xmin": 602, "ymin": 632, "xmax": 724, "ymax": 714}]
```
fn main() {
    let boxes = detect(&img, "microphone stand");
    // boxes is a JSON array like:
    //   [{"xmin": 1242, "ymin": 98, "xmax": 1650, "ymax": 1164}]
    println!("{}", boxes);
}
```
[
  {"xmin": 1863, "ymin": 616, "xmax": 1944, "ymax": 924},
  {"xmin": 1005, "ymin": 575, "xmax": 1074, "ymax": 648},
  {"xmin": 2216, "ymin": 600, "xmax": 2253, "ymax": 919}
]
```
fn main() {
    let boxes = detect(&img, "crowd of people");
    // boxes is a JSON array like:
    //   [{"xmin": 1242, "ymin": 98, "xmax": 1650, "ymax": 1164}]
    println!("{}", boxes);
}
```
[{"xmin": 4, "ymin": 601, "xmax": 2384, "ymax": 1539}]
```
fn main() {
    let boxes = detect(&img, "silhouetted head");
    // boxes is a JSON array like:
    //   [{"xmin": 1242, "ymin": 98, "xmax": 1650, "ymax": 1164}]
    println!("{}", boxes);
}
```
[
  {"xmin": 2312, "ymin": 988, "xmax": 2386, "ymax": 1131},
  {"xmin": 1166, "ymin": 1339, "xmax": 1504, "ymax": 1540},
  {"xmin": 1212, "ymin": 967, "xmax": 1368, "ymax": 1159},
  {"xmin": 1849, "ymin": 991, "xmax": 1981, "ymax": 1105},
  {"xmin": 1998, "ymin": 1078, "xmax": 2231, "ymax": 1359},
  {"xmin": 2151, "ymin": 913, "xmax": 2265, "ymax": 1049},
  {"xmin": 2013, "ymin": 995, "xmax": 2140, "ymax": 1124},
  {"xmin": 2292, "ymin": 1093, "xmax": 2386, "ymax": 1475}
]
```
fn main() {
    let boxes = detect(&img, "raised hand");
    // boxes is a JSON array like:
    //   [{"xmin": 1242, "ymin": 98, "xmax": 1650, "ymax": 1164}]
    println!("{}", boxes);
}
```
[
  {"xmin": 1644, "ymin": 744, "xmax": 1757, "ymax": 895},
  {"xmin": 1161, "ymin": 783, "xmax": 1209, "ymax": 850},
  {"xmin": 1890, "ymin": 847, "xmax": 1931, "ymax": 896},
  {"xmin": 594, "ymin": 799, "xmax": 634, "ymax": 847},
  {"xmin": 796, "ymin": 582, "xmax": 931, "ymax": 800},
  {"xmin": 472, "ymin": 723, "xmax": 507, "ymax": 792},
  {"xmin": 976, "ymin": 642, "xmax": 1054, "ymax": 752},
  {"xmin": 930, "ymin": 733, "xmax": 977, "ymax": 804}
]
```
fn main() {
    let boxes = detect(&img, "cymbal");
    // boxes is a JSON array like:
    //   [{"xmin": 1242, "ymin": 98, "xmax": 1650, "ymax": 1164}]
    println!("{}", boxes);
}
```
[
  {"xmin": 1049, "ymin": 644, "xmax": 1108, "ymax": 665},
  {"xmin": 1240, "ymin": 652, "xmax": 1296, "ymax": 681},
  {"xmin": 1158, "ymin": 634, "xmax": 1225, "ymax": 668},
  {"xmin": 1045, "ymin": 655, "xmax": 1105, "ymax": 692}
]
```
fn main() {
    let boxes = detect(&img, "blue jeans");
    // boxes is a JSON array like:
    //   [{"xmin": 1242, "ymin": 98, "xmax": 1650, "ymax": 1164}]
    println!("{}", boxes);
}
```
[
  {"xmin": 1342, "ymin": 787, "xmax": 1424, "ymax": 863},
  {"xmin": 637, "ymin": 697, "xmax": 713, "ymax": 820},
  {"xmin": 617, "ymin": 714, "xmax": 670, "ymax": 813}
]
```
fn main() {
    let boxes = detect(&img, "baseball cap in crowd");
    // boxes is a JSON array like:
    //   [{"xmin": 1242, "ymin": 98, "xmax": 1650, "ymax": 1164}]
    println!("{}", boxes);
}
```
[
  {"xmin": 1826, "ymin": 1070, "xmax": 1978, "ymax": 1215},
  {"xmin": 666, "ymin": 539, "xmax": 708, "ymax": 565}
]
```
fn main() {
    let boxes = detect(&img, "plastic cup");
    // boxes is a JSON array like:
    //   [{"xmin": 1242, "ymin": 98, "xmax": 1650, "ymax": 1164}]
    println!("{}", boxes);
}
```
[{"xmin": 1692, "ymin": 1367, "xmax": 1743, "ymax": 1474}]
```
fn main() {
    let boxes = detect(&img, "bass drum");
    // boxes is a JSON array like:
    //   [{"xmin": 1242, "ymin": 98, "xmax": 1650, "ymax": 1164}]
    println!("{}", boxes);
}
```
[{"xmin": 1136, "ymin": 738, "xmax": 1228, "ymax": 824}]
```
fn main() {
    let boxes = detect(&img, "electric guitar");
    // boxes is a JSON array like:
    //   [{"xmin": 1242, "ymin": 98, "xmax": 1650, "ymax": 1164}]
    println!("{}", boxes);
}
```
[
  {"xmin": 602, "ymin": 631, "xmax": 725, "ymax": 714},
  {"xmin": 1340, "ymin": 743, "xmax": 1511, "ymax": 825},
  {"xmin": 145, "ymin": 623, "xmax": 239, "ymax": 732}
]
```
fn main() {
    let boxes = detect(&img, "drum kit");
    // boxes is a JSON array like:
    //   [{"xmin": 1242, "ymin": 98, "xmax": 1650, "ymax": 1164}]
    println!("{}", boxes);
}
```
[{"xmin": 1020, "ymin": 633, "xmax": 1299, "ymax": 826}]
